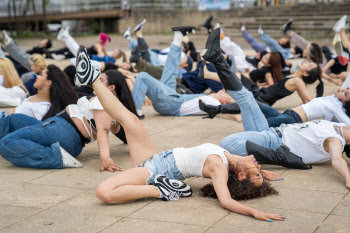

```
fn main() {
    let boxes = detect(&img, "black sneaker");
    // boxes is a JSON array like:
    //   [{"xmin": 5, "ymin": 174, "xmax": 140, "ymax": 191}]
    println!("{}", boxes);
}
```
[
  {"xmin": 133, "ymin": 19, "xmax": 147, "ymax": 32},
  {"xmin": 75, "ymin": 45, "xmax": 101, "ymax": 86},
  {"xmin": 154, "ymin": 175, "xmax": 192, "ymax": 201},
  {"xmin": 280, "ymin": 19, "xmax": 294, "ymax": 34},
  {"xmin": 172, "ymin": 26, "xmax": 196, "ymax": 37}
]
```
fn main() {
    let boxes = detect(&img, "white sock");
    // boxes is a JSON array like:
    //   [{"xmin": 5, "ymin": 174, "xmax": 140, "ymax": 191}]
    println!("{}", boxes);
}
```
[
  {"xmin": 172, "ymin": 31, "xmax": 183, "ymax": 47},
  {"xmin": 136, "ymin": 109, "xmax": 143, "ymax": 116}
]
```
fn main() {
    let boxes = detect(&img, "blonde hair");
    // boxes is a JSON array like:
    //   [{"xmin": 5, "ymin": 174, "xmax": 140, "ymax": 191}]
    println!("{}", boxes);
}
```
[
  {"xmin": 0, "ymin": 57, "xmax": 22, "ymax": 88},
  {"xmin": 30, "ymin": 54, "xmax": 47, "ymax": 70}
]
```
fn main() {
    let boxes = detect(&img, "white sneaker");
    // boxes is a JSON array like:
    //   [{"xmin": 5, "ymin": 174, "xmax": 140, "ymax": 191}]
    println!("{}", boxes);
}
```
[
  {"xmin": 2, "ymin": 30, "xmax": 12, "ymax": 46},
  {"xmin": 333, "ymin": 15, "xmax": 347, "ymax": 33},
  {"xmin": 57, "ymin": 26, "xmax": 70, "ymax": 41},
  {"xmin": 52, "ymin": 54, "xmax": 65, "ymax": 61},
  {"xmin": 258, "ymin": 24, "xmax": 264, "ymax": 36},
  {"xmin": 133, "ymin": 19, "xmax": 147, "ymax": 32},
  {"xmin": 240, "ymin": 24, "xmax": 246, "ymax": 33},
  {"xmin": 123, "ymin": 27, "xmax": 131, "ymax": 39},
  {"xmin": 60, "ymin": 146, "xmax": 83, "ymax": 168}
]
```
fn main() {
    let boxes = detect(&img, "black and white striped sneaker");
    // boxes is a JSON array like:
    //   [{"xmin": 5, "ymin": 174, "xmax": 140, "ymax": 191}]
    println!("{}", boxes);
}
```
[
  {"xmin": 75, "ymin": 45, "xmax": 101, "ymax": 86},
  {"xmin": 154, "ymin": 175, "xmax": 192, "ymax": 201}
]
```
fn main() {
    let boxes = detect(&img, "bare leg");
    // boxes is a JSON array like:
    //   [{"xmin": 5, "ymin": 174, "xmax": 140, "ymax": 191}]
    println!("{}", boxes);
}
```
[
  {"xmin": 340, "ymin": 28, "xmax": 350, "ymax": 50},
  {"xmin": 96, "ymin": 167, "xmax": 160, "ymax": 204},
  {"xmin": 92, "ymin": 77, "xmax": 159, "ymax": 167}
]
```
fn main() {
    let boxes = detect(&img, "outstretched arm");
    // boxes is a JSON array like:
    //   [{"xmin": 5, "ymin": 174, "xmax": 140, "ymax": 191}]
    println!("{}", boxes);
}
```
[
  {"xmin": 211, "ymin": 165, "xmax": 285, "ymax": 222},
  {"xmin": 327, "ymin": 138, "xmax": 350, "ymax": 189}
]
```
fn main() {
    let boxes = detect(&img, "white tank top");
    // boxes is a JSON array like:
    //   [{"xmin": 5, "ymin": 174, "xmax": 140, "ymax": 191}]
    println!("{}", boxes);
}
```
[
  {"xmin": 279, "ymin": 120, "xmax": 346, "ymax": 164},
  {"xmin": 173, "ymin": 143, "xmax": 229, "ymax": 178}
]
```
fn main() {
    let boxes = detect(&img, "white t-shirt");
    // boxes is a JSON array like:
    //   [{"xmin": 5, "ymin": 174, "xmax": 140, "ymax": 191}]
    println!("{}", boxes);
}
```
[
  {"xmin": 279, "ymin": 120, "xmax": 346, "ymax": 164},
  {"xmin": 179, "ymin": 95, "xmax": 221, "ymax": 116},
  {"xmin": 15, "ymin": 97, "xmax": 51, "ymax": 120},
  {"xmin": 301, "ymin": 95, "xmax": 350, "ymax": 125},
  {"xmin": 173, "ymin": 143, "xmax": 229, "ymax": 178}
]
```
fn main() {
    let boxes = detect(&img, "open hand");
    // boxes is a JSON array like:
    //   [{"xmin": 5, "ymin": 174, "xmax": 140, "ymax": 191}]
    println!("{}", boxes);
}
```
[
  {"xmin": 261, "ymin": 170, "xmax": 283, "ymax": 181},
  {"xmin": 253, "ymin": 211, "xmax": 286, "ymax": 222},
  {"xmin": 100, "ymin": 157, "xmax": 123, "ymax": 172}
]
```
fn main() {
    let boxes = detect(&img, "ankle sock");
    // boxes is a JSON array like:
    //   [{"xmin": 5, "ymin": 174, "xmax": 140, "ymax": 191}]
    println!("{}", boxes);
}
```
[
  {"xmin": 136, "ymin": 109, "xmax": 143, "ymax": 116},
  {"xmin": 172, "ymin": 31, "xmax": 184, "ymax": 47}
]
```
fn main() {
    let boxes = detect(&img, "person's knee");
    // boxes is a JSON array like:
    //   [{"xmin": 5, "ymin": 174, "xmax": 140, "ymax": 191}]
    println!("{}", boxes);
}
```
[
  {"xmin": 136, "ymin": 72, "xmax": 151, "ymax": 81},
  {"xmin": 96, "ymin": 184, "xmax": 114, "ymax": 204},
  {"xmin": 220, "ymin": 135, "xmax": 247, "ymax": 155}
]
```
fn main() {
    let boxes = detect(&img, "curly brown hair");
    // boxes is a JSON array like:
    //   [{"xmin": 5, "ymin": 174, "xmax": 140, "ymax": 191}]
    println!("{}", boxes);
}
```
[{"xmin": 200, "ymin": 171, "xmax": 278, "ymax": 200}]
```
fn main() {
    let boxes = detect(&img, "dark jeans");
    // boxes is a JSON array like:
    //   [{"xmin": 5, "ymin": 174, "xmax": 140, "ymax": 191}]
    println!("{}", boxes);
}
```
[{"xmin": 261, "ymin": 104, "xmax": 302, "ymax": 127}]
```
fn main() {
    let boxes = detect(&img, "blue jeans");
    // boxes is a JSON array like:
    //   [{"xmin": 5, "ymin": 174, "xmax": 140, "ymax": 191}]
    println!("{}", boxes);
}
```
[
  {"xmin": 128, "ymin": 37, "xmax": 160, "ymax": 66},
  {"xmin": 137, "ymin": 150, "xmax": 185, "ymax": 185},
  {"xmin": 259, "ymin": 33, "xmax": 292, "ymax": 60},
  {"xmin": 132, "ymin": 43, "xmax": 204, "ymax": 116},
  {"xmin": 220, "ymin": 87, "xmax": 283, "ymax": 155},
  {"xmin": 260, "ymin": 104, "xmax": 302, "ymax": 127},
  {"xmin": 0, "ymin": 114, "xmax": 84, "ymax": 169},
  {"xmin": 242, "ymin": 31, "xmax": 267, "ymax": 52}
]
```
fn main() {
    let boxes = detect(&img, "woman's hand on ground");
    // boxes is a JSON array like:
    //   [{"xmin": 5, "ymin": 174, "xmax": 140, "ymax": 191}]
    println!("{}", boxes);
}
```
[
  {"xmin": 261, "ymin": 170, "xmax": 283, "ymax": 181},
  {"xmin": 253, "ymin": 211, "xmax": 286, "ymax": 222},
  {"xmin": 100, "ymin": 157, "xmax": 123, "ymax": 172}
]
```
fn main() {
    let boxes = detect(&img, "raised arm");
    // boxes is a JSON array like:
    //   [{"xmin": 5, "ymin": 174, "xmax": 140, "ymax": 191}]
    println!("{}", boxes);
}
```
[
  {"xmin": 211, "ymin": 164, "xmax": 285, "ymax": 222},
  {"xmin": 327, "ymin": 138, "xmax": 350, "ymax": 189},
  {"xmin": 94, "ymin": 109, "xmax": 122, "ymax": 172}
]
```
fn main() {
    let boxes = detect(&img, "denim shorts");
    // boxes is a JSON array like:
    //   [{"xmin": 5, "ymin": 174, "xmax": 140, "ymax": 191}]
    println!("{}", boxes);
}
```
[{"xmin": 137, "ymin": 149, "xmax": 185, "ymax": 185}]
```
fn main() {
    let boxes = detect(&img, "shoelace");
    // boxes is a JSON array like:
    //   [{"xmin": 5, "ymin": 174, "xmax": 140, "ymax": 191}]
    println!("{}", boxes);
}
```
[{"xmin": 168, "ymin": 192, "xmax": 180, "ymax": 201}]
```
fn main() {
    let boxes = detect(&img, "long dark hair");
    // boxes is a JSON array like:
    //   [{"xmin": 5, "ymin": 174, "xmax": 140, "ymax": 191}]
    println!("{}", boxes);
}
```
[
  {"xmin": 308, "ymin": 43, "xmax": 323, "ymax": 64},
  {"xmin": 302, "ymin": 65, "xmax": 323, "ymax": 97},
  {"xmin": 105, "ymin": 69, "xmax": 137, "ymax": 116},
  {"xmin": 200, "ymin": 171, "xmax": 278, "ymax": 200},
  {"xmin": 268, "ymin": 52, "xmax": 283, "ymax": 83},
  {"xmin": 42, "ymin": 65, "xmax": 78, "ymax": 120}
]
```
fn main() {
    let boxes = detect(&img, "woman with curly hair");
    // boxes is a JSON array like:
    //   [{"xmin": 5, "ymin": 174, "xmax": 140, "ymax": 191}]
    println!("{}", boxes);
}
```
[{"xmin": 73, "ymin": 27, "xmax": 285, "ymax": 222}]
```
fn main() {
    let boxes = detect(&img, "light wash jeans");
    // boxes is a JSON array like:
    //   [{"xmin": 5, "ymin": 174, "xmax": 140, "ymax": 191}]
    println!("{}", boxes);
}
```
[
  {"xmin": 5, "ymin": 41, "xmax": 31, "ymax": 71},
  {"xmin": 242, "ymin": 31, "xmax": 267, "ymax": 52},
  {"xmin": 220, "ymin": 87, "xmax": 283, "ymax": 155},
  {"xmin": 137, "ymin": 150, "xmax": 185, "ymax": 185},
  {"xmin": 0, "ymin": 114, "xmax": 84, "ymax": 169},
  {"xmin": 259, "ymin": 33, "xmax": 292, "ymax": 60},
  {"xmin": 132, "ymin": 43, "xmax": 204, "ymax": 116},
  {"xmin": 128, "ymin": 37, "xmax": 160, "ymax": 66}
]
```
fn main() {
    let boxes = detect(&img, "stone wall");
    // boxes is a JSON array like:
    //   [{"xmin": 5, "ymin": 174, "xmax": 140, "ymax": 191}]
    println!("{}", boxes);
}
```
[{"xmin": 117, "ymin": 9, "xmax": 238, "ymax": 34}]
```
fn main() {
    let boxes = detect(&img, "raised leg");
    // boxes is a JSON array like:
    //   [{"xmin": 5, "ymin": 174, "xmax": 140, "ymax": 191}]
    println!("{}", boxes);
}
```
[
  {"xmin": 159, "ymin": 43, "xmax": 182, "ymax": 89},
  {"xmin": 259, "ymin": 32, "xmax": 291, "ymax": 60},
  {"xmin": 65, "ymin": 36, "xmax": 80, "ymax": 57},
  {"xmin": 242, "ymin": 31, "xmax": 267, "ymax": 52},
  {"xmin": 4, "ymin": 41, "xmax": 31, "ymax": 71},
  {"xmin": 92, "ymin": 77, "xmax": 159, "ymax": 167}
]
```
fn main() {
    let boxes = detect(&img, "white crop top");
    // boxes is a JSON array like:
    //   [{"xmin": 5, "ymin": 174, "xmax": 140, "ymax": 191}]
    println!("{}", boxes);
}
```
[
  {"xmin": 67, "ymin": 96, "xmax": 104, "ymax": 141},
  {"xmin": 173, "ymin": 143, "xmax": 229, "ymax": 178},
  {"xmin": 15, "ymin": 96, "xmax": 51, "ymax": 120},
  {"xmin": 279, "ymin": 120, "xmax": 346, "ymax": 164}
]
